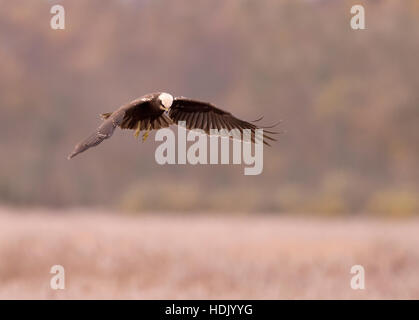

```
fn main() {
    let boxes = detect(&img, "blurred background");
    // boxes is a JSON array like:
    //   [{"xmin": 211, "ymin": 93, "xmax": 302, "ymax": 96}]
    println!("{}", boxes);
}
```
[{"xmin": 0, "ymin": 0, "xmax": 418, "ymax": 299}]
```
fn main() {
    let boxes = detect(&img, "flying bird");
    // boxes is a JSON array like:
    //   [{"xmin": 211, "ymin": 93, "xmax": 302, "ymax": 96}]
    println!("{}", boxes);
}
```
[{"xmin": 68, "ymin": 92, "xmax": 278, "ymax": 159}]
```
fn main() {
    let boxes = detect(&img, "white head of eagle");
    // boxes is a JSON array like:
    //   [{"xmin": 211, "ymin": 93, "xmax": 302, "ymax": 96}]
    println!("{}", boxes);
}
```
[{"xmin": 158, "ymin": 92, "xmax": 173, "ymax": 110}]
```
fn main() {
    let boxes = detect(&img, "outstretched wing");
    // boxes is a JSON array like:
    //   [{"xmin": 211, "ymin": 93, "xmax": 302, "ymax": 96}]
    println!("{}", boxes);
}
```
[
  {"xmin": 68, "ymin": 95, "xmax": 172, "ymax": 159},
  {"xmin": 169, "ymin": 97, "xmax": 278, "ymax": 145},
  {"xmin": 67, "ymin": 110, "xmax": 125, "ymax": 159}
]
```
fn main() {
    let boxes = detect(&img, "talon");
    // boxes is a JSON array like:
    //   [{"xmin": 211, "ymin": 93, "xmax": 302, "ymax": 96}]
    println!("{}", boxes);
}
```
[
  {"xmin": 134, "ymin": 121, "xmax": 141, "ymax": 138},
  {"xmin": 142, "ymin": 123, "xmax": 151, "ymax": 142}
]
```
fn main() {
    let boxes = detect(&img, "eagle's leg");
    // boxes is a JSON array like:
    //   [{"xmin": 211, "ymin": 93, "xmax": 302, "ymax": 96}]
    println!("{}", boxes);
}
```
[
  {"xmin": 134, "ymin": 121, "xmax": 141, "ymax": 138},
  {"xmin": 142, "ymin": 123, "xmax": 151, "ymax": 142}
]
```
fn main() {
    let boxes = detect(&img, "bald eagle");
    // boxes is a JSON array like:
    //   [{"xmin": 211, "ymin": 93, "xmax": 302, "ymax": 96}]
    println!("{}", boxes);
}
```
[{"xmin": 68, "ymin": 92, "xmax": 278, "ymax": 159}]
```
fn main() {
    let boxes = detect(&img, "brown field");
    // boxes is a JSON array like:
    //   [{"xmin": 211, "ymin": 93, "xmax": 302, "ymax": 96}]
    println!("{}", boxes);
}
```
[{"xmin": 0, "ymin": 207, "xmax": 418, "ymax": 300}]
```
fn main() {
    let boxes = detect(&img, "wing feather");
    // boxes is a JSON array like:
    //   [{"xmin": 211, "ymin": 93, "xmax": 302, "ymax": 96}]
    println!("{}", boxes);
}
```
[
  {"xmin": 169, "ymin": 97, "xmax": 279, "ymax": 145},
  {"xmin": 68, "ymin": 110, "xmax": 124, "ymax": 159},
  {"xmin": 68, "ymin": 94, "xmax": 172, "ymax": 159},
  {"xmin": 196, "ymin": 112, "xmax": 204, "ymax": 129},
  {"xmin": 190, "ymin": 112, "xmax": 199, "ymax": 129}
]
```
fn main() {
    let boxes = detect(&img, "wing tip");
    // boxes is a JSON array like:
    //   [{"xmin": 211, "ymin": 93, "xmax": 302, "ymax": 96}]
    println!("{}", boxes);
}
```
[
  {"xmin": 67, "ymin": 147, "xmax": 82, "ymax": 160},
  {"xmin": 67, "ymin": 152, "xmax": 77, "ymax": 160}
]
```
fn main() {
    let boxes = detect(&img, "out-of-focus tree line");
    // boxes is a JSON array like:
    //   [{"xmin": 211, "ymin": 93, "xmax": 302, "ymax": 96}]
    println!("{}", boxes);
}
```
[{"xmin": 0, "ymin": 0, "xmax": 418, "ymax": 215}]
